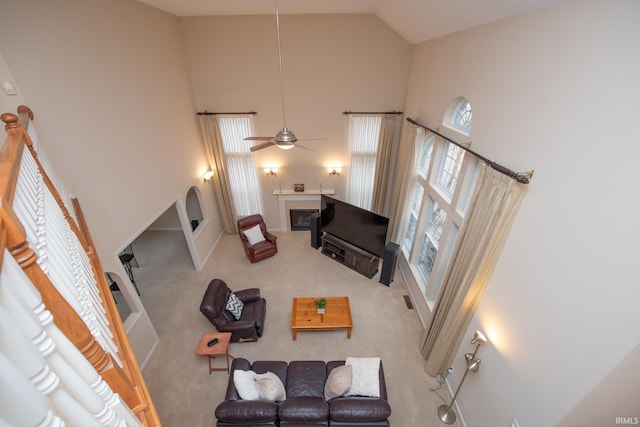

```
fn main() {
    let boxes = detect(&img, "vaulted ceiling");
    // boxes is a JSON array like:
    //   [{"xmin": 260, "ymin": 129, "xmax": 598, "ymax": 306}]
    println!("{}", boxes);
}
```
[{"xmin": 135, "ymin": 0, "xmax": 567, "ymax": 44}]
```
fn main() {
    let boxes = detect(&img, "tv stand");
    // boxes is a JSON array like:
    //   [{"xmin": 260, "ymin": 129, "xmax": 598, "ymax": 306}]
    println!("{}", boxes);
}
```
[{"xmin": 321, "ymin": 233, "xmax": 379, "ymax": 279}]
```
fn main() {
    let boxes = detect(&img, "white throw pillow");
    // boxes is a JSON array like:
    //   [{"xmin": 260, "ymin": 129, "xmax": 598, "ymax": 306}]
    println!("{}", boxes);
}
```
[
  {"xmin": 255, "ymin": 371, "xmax": 286, "ymax": 401},
  {"xmin": 345, "ymin": 357, "xmax": 380, "ymax": 398},
  {"xmin": 225, "ymin": 292, "xmax": 244, "ymax": 320},
  {"xmin": 233, "ymin": 370, "xmax": 260, "ymax": 400},
  {"xmin": 243, "ymin": 224, "xmax": 266, "ymax": 246}
]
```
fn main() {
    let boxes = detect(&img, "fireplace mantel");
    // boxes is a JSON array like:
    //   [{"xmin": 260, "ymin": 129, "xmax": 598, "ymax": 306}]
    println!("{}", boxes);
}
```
[
  {"xmin": 272, "ymin": 189, "xmax": 335, "ymax": 197},
  {"xmin": 272, "ymin": 189, "xmax": 335, "ymax": 231}
]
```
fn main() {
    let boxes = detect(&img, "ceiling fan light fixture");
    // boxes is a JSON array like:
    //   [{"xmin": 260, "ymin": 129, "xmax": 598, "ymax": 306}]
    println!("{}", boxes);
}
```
[
  {"xmin": 276, "ymin": 143, "xmax": 295, "ymax": 150},
  {"xmin": 275, "ymin": 127, "xmax": 297, "ymax": 143}
]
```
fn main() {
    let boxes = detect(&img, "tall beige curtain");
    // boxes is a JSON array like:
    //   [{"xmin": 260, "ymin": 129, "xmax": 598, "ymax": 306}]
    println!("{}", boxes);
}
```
[
  {"xmin": 421, "ymin": 163, "xmax": 527, "ymax": 376},
  {"xmin": 198, "ymin": 115, "xmax": 238, "ymax": 234},
  {"xmin": 346, "ymin": 115, "xmax": 382, "ymax": 210},
  {"xmin": 371, "ymin": 114, "xmax": 400, "ymax": 215},
  {"xmin": 388, "ymin": 123, "xmax": 422, "ymax": 242}
]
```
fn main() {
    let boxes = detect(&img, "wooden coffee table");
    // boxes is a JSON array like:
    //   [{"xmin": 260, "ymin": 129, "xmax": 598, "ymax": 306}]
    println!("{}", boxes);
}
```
[
  {"xmin": 291, "ymin": 296, "xmax": 352, "ymax": 340},
  {"xmin": 194, "ymin": 332, "xmax": 232, "ymax": 374}
]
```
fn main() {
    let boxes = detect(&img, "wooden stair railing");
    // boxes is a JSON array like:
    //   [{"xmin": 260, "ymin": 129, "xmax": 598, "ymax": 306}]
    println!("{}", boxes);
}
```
[{"xmin": 0, "ymin": 109, "xmax": 160, "ymax": 426}]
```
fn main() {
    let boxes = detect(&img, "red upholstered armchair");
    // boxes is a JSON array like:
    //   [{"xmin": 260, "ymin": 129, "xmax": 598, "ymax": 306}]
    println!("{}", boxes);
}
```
[{"xmin": 237, "ymin": 214, "xmax": 278, "ymax": 263}]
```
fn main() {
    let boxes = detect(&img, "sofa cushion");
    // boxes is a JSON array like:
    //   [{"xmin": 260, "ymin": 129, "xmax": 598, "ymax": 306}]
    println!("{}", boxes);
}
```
[
  {"xmin": 346, "ymin": 357, "xmax": 380, "ymax": 397},
  {"xmin": 278, "ymin": 396, "xmax": 329, "ymax": 423},
  {"xmin": 324, "ymin": 364, "xmax": 352, "ymax": 400},
  {"xmin": 286, "ymin": 361, "xmax": 327, "ymax": 398},
  {"xmin": 255, "ymin": 371, "xmax": 286, "ymax": 401},
  {"xmin": 329, "ymin": 397, "xmax": 391, "ymax": 422},
  {"xmin": 215, "ymin": 399, "xmax": 279, "ymax": 424}
]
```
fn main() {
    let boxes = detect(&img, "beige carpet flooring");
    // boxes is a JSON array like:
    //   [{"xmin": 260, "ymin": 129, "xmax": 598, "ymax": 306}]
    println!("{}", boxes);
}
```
[{"xmin": 133, "ymin": 229, "xmax": 460, "ymax": 427}]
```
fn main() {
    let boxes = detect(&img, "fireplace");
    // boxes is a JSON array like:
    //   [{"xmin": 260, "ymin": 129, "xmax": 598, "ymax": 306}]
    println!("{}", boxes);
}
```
[{"xmin": 289, "ymin": 209, "xmax": 319, "ymax": 231}]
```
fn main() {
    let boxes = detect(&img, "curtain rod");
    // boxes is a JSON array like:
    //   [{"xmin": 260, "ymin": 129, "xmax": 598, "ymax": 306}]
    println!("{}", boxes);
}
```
[
  {"xmin": 196, "ymin": 111, "xmax": 257, "ymax": 116},
  {"xmin": 343, "ymin": 110, "xmax": 403, "ymax": 115},
  {"xmin": 406, "ymin": 117, "xmax": 532, "ymax": 184}
]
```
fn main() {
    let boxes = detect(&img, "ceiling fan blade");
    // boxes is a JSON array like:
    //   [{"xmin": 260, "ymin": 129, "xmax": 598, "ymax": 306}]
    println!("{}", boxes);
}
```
[
  {"xmin": 297, "ymin": 138, "xmax": 327, "ymax": 141},
  {"xmin": 295, "ymin": 143, "xmax": 315, "ymax": 151},
  {"xmin": 250, "ymin": 141, "xmax": 276, "ymax": 152},
  {"xmin": 245, "ymin": 136, "xmax": 274, "ymax": 141}
]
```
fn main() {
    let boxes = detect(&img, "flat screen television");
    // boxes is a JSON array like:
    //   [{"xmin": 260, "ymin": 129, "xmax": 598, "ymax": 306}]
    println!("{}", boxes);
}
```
[{"xmin": 320, "ymin": 195, "xmax": 389, "ymax": 257}]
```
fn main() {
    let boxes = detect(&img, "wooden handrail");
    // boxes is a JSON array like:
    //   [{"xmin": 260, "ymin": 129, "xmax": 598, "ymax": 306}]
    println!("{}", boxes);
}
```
[
  {"xmin": 0, "ymin": 113, "xmax": 25, "ymax": 208},
  {"xmin": 73, "ymin": 197, "xmax": 161, "ymax": 424},
  {"xmin": 1, "ymin": 108, "xmax": 160, "ymax": 425}
]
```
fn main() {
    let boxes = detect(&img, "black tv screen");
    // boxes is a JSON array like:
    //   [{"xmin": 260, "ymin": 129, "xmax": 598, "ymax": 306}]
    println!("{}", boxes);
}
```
[{"xmin": 320, "ymin": 195, "xmax": 389, "ymax": 257}]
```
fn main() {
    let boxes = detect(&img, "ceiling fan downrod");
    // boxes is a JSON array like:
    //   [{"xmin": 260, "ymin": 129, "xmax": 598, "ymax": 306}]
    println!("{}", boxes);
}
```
[{"xmin": 274, "ymin": 0, "xmax": 296, "ymax": 143}]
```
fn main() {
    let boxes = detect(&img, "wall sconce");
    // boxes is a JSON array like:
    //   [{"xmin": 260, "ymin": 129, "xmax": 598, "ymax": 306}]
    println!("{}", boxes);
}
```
[
  {"xmin": 438, "ymin": 330, "xmax": 487, "ymax": 424},
  {"xmin": 327, "ymin": 167, "xmax": 342, "ymax": 176},
  {"xmin": 264, "ymin": 167, "xmax": 279, "ymax": 177},
  {"xmin": 202, "ymin": 170, "xmax": 214, "ymax": 183}
]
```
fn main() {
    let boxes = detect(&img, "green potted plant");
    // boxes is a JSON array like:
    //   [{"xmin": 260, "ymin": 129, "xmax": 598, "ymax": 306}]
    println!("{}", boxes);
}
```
[{"xmin": 314, "ymin": 297, "xmax": 327, "ymax": 314}]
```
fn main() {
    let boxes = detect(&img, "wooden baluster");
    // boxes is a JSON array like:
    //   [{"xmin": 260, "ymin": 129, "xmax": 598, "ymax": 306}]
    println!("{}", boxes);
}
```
[
  {"xmin": 12, "ymin": 110, "xmax": 157, "ymax": 417},
  {"xmin": 73, "ymin": 198, "xmax": 160, "ymax": 424},
  {"xmin": 16, "ymin": 107, "xmax": 88, "ymax": 251},
  {"xmin": 15, "ymin": 108, "xmax": 124, "ymax": 363},
  {"xmin": 0, "ymin": 114, "xmax": 145, "ymax": 415},
  {"xmin": 1, "ymin": 252, "xmax": 139, "ymax": 426}
]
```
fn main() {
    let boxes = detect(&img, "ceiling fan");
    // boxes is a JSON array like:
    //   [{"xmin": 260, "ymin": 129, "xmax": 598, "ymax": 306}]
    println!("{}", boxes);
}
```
[{"xmin": 245, "ymin": 0, "xmax": 321, "ymax": 152}]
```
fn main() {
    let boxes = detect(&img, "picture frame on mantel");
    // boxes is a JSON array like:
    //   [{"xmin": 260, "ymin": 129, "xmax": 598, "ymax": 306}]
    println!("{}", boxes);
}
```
[{"xmin": 294, "ymin": 184, "xmax": 304, "ymax": 192}]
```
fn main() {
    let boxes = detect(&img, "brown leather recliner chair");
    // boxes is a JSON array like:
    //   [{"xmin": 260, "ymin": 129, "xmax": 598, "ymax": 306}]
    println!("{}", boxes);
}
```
[
  {"xmin": 199, "ymin": 279, "xmax": 266, "ymax": 342},
  {"xmin": 237, "ymin": 214, "xmax": 278, "ymax": 263}
]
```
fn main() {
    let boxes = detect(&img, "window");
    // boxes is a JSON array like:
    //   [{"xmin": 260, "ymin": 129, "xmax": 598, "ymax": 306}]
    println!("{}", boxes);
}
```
[
  {"xmin": 403, "ymin": 184, "xmax": 423, "ymax": 252},
  {"xmin": 218, "ymin": 115, "xmax": 263, "ymax": 217},
  {"xmin": 417, "ymin": 200, "xmax": 447, "ymax": 283},
  {"xmin": 185, "ymin": 186, "xmax": 204, "ymax": 232},
  {"xmin": 403, "ymin": 135, "xmax": 434, "ymax": 252},
  {"xmin": 449, "ymin": 98, "xmax": 472, "ymax": 134},
  {"xmin": 346, "ymin": 115, "xmax": 382, "ymax": 210},
  {"xmin": 401, "ymin": 99, "xmax": 477, "ymax": 307},
  {"xmin": 437, "ymin": 143, "xmax": 465, "ymax": 198},
  {"xmin": 418, "ymin": 135, "xmax": 435, "ymax": 176}
]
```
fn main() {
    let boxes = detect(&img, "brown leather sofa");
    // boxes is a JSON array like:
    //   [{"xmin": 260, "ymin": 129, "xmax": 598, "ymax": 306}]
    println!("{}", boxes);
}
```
[
  {"xmin": 237, "ymin": 214, "xmax": 278, "ymax": 263},
  {"xmin": 200, "ymin": 279, "xmax": 266, "ymax": 342},
  {"xmin": 215, "ymin": 358, "xmax": 391, "ymax": 426}
]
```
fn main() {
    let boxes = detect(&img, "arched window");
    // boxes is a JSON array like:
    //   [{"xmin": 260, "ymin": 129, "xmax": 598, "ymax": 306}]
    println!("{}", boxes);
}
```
[
  {"xmin": 401, "ymin": 97, "xmax": 479, "ymax": 308},
  {"xmin": 186, "ymin": 186, "xmax": 204, "ymax": 231},
  {"xmin": 449, "ymin": 97, "xmax": 472, "ymax": 134}
]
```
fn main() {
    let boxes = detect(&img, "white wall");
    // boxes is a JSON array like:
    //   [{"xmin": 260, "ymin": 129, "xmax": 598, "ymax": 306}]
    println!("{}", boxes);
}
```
[
  {"xmin": 0, "ymin": 53, "xmax": 26, "ymax": 114},
  {"xmin": 557, "ymin": 342, "xmax": 640, "ymax": 426},
  {"xmin": 400, "ymin": 1, "xmax": 640, "ymax": 425},
  {"xmin": 178, "ymin": 14, "xmax": 411, "ymax": 228},
  {"xmin": 0, "ymin": 0, "xmax": 223, "ymax": 364}
]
